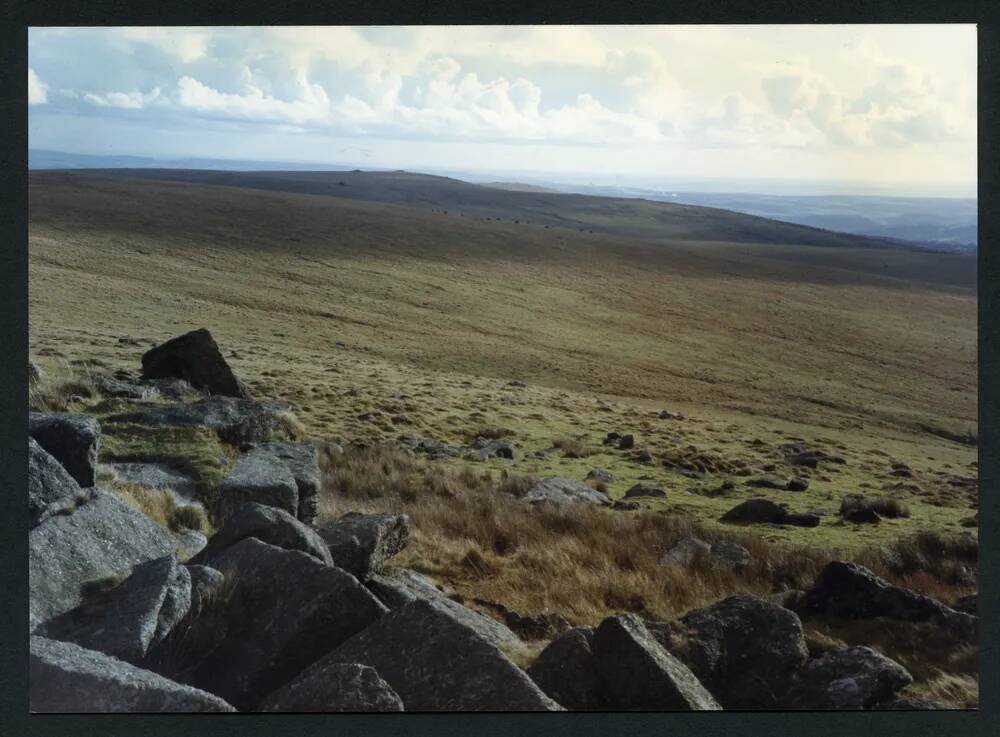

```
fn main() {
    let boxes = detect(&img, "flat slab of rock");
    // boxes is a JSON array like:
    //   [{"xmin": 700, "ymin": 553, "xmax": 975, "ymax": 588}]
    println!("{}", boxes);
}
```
[
  {"xmin": 30, "ymin": 490, "xmax": 177, "ymax": 628},
  {"xmin": 142, "ymin": 328, "xmax": 250, "ymax": 398},
  {"xmin": 29, "ymin": 412, "xmax": 101, "ymax": 487},
  {"xmin": 258, "ymin": 662, "xmax": 403, "ymax": 712},
  {"xmin": 107, "ymin": 397, "xmax": 287, "ymax": 446},
  {"xmin": 521, "ymin": 477, "xmax": 611, "ymax": 506},
  {"xmin": 365, "ymin": 569, "xmax": 519, "ymax": 648},
  {"xmin": 624, "ymin": 484, "xmax": 666, "ymax": 499},
  {"xmin": 803, "ymin": 561, "xmax": 976, "ymax": 642},
  {"xmin": 316, "ymin": 598, "xmax": 560, "ymax": 711},
  {"xmin": 29, "ymin": 438, "xmax": 82, "ymax": 528},
  {"xmin": 655, "ymin": 594, "xmax": 809, "ymax": 709},
  {"xmin": 159, "ymin": 537, "xmax": 387, "ymax": 710},
  {"xmin": 217, "ymin": 449, "xmax": 299, "ymax": 521},
  {"xmin": 527, "ymin": 627, "xmax": 605, "ymax": 710},
  {"xmin": 30, "ymin": 635, "xmax": 235, "ymax": 712},
  {"xmin": 787, "ymin": 646, "xmax": 912, "ymax": 709},
  {"xmin": 318, "ymin": 512, "xmax": 410, "ymax": 579},
  {"xmin": 254, "ymin": 442, "xmax": 321, "ymax": 524},
  {"xmin": 40, "ymin": 555, "xmax": 191, "ymax": 663},
  {"xmin": 103, "ymin": 462, "xmax": 199, "ymax": 501},
  {"xmin": 593, "ymin": 614, "xmax": 720, "ymax": 710},
  {"xmin": 192, "ymin": 502, "xmax": 332, "ymax": 566}
]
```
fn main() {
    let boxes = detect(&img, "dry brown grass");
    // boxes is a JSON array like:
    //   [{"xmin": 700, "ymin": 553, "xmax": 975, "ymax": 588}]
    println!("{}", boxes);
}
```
[
  {"xmin": 28, "ymin": 373, "xmax": 98, "ymax": 413},
  {"xmin": 552, "ymin": 437, "xmax": 595, "ymax": 459},
  {"xmin": 840, "ymin": 494, "xmax": 911, "ymax": 519},
  {"xmin": 110, "ymin": 481, "xmax": 210, "ymax": 534}
]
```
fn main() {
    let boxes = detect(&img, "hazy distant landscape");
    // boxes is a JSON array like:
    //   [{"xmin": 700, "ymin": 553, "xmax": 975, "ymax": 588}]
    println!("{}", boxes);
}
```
[{"xmin": 26, "ymin": 25, "xmax": 978, "ymax": 715}]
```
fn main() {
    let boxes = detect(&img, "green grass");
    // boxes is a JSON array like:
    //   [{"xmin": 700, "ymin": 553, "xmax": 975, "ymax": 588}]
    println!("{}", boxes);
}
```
[{"xmin": 100, "ymin": 423, "xmax": 235, "ymax": 487}]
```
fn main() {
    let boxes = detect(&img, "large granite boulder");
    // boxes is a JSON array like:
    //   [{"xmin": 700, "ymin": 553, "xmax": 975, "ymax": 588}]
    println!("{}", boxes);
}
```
[
  {"xmin": 254, "ymin": 442, "xmax": 321, "ymax": 524},
  {"xmin": 365, "ymin": 569, "xmax": 519, "ymax": 648},
  {"xmin": 107, "ymin": 397, "xmax": 287, "ymax": 446},
  {"xmin": 803, "ymin": 561, "xmax": 977, "ymax": 642},
  {"xmin": 30, "ymin": 635, "xmax": 234, "ymax": 712},
  {"xmin": 217, "ymin": 449, "xmax": 299, "ymax": 522},
  {"xmin": 527, "ymin": 627, "xmax": 605, "ymax": 710},
  {"xmin": 29, "ymin": 412, "xmax": 101, "ymax": 487},
  {"xmin": 786, "ymin": 646, "xmax": 913, "ymax": 709},
  {"xmin": 258, "ymin": 662, "xmax": 404, "ymax": 712},
  {"xmin": 103, "ymin": 462, "xmax": 198, "ymax": 501},
  {"xmin": 592, "ymin": 614, "xmax": 721, "ymax": 710},
  {"xmin": 29, "ymin": 490, "xmax": 177, "ymax": 628},
  {"xmin": 312, "ymin": 598, "xmax": 560, "ymax": 711},
  {"xmin": 39, "ymin": 556, "xmax": 191, "ymax": 664},
  {"xmin": 654, "ymin": 594, "xmax": 809, "ymax": 709},
  {"xmin": 720, "ymin": 498, "xmax": 820, "ymax": 527},
  {"xmin": 521, "ymin": 477, "xmax": 611, "ymax": 506},
  {"xmin": 318, "ymin": 512, "xmax": 410, "ymax": 579},
  {"xmin": 191, "ymin": 502, "xmax": 332, "ymax": 567},
  {"xmin": 29, "ymin": 437, "xmax": 82, "ymax": 528},
  {"xmin": 154, "ymin": 537, "xmax": 386, "ymax": 710},
  {"xmin": 141, "ymin": 328, "xmax": 250, "ymax": 398}
]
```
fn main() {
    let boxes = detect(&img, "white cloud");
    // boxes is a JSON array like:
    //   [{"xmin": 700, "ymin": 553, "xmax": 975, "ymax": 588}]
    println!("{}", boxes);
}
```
[
  {"xmin": 28, "ymin": 68, "xmax": 47, "ymax": 105},
  {"xmin": 84, "ymin": 87, "xmax": 161, "ymax": 109}
]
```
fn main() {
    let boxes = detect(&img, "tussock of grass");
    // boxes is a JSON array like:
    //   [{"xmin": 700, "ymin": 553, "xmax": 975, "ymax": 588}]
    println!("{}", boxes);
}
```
[
  {"xmin": 100, "ymin": 423, "xmax": 234, "ymax": 486},
  {"xmin": 109, "ymin": 480, "xmax": 210, "ymax": 534},
  {"xmin": 29, "ymin": 374, "xmax": 98, "ymax": 413},
  {"xmin": 274, "ymin": 410, "xmax": 308, "ymax": 441},
  {"xmin": 552, "ymin": 437, "xmax": 595, "ymax": 459}
]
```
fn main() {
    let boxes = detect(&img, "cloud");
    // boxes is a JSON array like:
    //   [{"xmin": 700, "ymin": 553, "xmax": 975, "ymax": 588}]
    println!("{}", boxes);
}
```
[
  {"xmin": 28, "ymin": 68, "xmax": 47, "ymax": 105},
  {"xmin": 84, "ymin": 87, "xmax": 161, "ymax": 109}
]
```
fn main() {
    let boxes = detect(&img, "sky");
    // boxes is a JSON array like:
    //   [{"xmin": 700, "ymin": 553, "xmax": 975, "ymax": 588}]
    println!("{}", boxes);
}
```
[{"xmin": 28, "ymin": 25, "xmax": 977, "ymax": 195}]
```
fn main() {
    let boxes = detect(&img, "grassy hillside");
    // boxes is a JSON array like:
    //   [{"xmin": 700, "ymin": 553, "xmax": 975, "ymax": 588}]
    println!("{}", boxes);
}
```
[{"xmin": 29, "ymin": 171, "xmax": 977, "ymax": 557}]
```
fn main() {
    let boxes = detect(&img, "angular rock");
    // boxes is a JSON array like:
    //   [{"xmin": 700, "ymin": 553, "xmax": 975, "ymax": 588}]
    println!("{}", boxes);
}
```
[
  {"xmin": 318, "ymin": 512, "xmax": 410, "ymax": 579},
  {"xmin": 661, "ymin": 537, "xmax": 712, "ymax": 566},
  {"xmin": 470, "ymin": 436, "xmax": 517, "ymax": 460},
  {"xmin": 30, "ymin": 635, "xmax": 235, "ymax": 712},
  {"xmin": 618, "ymin": 434, "xmax": 635, "ymax": 450},
  {"xmin": 192, "ymin": 502, "xmax": 332, "ymax": 567},
  {"xmin": 103, "ymin": 462, "xmax": 198, "ymax": 501},
  {"xmin": 141, "ymin": 328, "xmax": 250, "ymax": 398},
  {"xmin": 787, "ymin": 477, "xmax": 810, "ymax": 492},
  {"xmin": 40, "ymin": 555, "xmax": 191, "ymax": 664},
  {"xmin": 30, "ymin": 490, "xmax": 177, "ymax": 627},
  {"xmin": 317, "ymin": 599, "xmax": 560, "ymax": 711},
  {"xmin": 787, "ymin": 646, "xmax": 913, "ymax": 709},
  {"xmin": 396, "ymin": 434, "xmax": 462, "ymax": 459},
  {"xmin": 157, "ymin": 537, "xmax": 386, "ymax": 710},
  {"xmin": 94, "ymin": 373, "xmax": 203, "ymax": 402},
  {"xmin": 592, "ymin": 614, "xmax": 721, "ymax": 710},
  {"xmin": 254, "ymin": 442, "xmax": 321, "ymax": 524},
  {"xmin": 720, "ymin": 498, "xmax": 787, "ymax": 524},
  {"xmin": 803, "ymin": 561, "xmax": 976, "ymax": 642},
  {"xmin": 107, "ymin": 397, "xmax": 287, "ymax": 446},
  {"xmin": 624, "ymin": 483, "xmax": 666, "ymax": 499},
  {"xmin": 365, "ymin": 570, "xmax": 519, "ymax": 647},
  {"xmin": 185, "ymin": 564, "xmax": 225, "ymax": 619},
  {"xmin": 521, "ymin": 477, "xmax": 611, "ymax": 506},
  {"xmin": 29, "ymin": 437, "xmax": 82, "ymax": 528},
  {"xmin": 710, "ymin": 540, "xmax": 751, "ymax": 569},
  {"xmin": 527, "ymin": 627, "xmax": 605, "ymax": 710},
  {"xmin": 217, "ymin": 449, "xmax": 299, "ymax": 522},
  {"xmin": 258, "ymin": 661, "xmax": 403, "ymax": 712},
  {"xmin": 174, "ymin": 530, "xmax": 208, "ymax": 559},
  {"xmin": 29, "ymin": 411, "xmax": 101, "ymax": 487},
  {"xmin": 586, "ymin": 469, "xmax": 615, "ymax": 483},
  {"xmin": 659, "ymin": 594, "xmax": 809, "ymax": 709}
]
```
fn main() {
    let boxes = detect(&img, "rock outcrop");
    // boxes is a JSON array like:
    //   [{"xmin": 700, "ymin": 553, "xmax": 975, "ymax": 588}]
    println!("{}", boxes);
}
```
[
  {"xmin": 521, "ymin": 477, "xmax": 611, "ymax": 506},
  {"xmin": 28, "ymin": 438, "xmax": 82, "ymax": 528},
  {"xmin": 107, "ymin": 397, "xmax": 287, "ymax": 446},
  {"xmin": 192, "ymin": 502, "xmax": 332, "ymax": 567},
  {"xmin": 318, "ymin": 512, "xmax": 411, "ymax": 579},
  {"xmin": 258, "ymin": 662, "xmax": 404, "ymax": 712},
  {"xmin": 217, "ymin": 449, "xmax": 300, "ymax": 521},
  {"xmin": 141, "ymin": 328, "xmax": 251, "ymax": 398},
  {"xmin": 527, "ymin": 627, "xmax": 605, "ymax": 710},
  {"xmin": 29, "ymin": 412, "xmax": 101, "ymax": 487},
  {"xmin": 786, "ymin": 646, "xmax": 913, "ymax": 709}
]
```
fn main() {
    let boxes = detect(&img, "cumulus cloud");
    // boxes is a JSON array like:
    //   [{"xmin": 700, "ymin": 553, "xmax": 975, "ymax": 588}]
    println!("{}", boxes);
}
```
[
  {"xmin": 84, "ymin": 87, "xmax": 161, "ymax": 109},
  {"xmin": 28, "ymin": 68, "xmax": 47, "ymax": 105}
]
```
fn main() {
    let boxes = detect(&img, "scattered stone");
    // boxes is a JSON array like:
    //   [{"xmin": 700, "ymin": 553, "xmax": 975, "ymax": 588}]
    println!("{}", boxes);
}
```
[
  {"xmin": 720, "ymin": 498, "xmax": 820, "ymax": 527},
  {"xmin": 527, "ymin": 628, "xmax": 605, "ymax": 710},
  {"xmin": 602, "ymin": 432, "xmax": 621, "ymax": 446},
  {"xmin": 618, "ymin": 434, "xmax": 635, "ymax": 450},
  {"xmin": 29, "ymin": 412, "xmax": 101, "ymax": 487},
  {"xmin": 782, "ymin": 512, "xmax": 821, "ymax": 527},
  {"xmin": 396, "ymin": 434, "xmax": 462, "ymax": 459},
  {"xmin": 788, "ymin": 452, "xmax": 819, "ymax": 468},
  {"xmin": 803, "ymin": 561, "xmax": 977, "ymax": 642},
  {"xmin": 141, "ymin": 328, "xmax": 250, "ymax": 398},
  {"xmin": 656, "ymin": 594, "xmax": 809, "ymax": 709},
  {"xmin": 844, "ymin": 508, "xmax": 881, "ymax": 524},
  {"xmin": 159, "ymin": 537, "xmax": 387, "ymax": 710},
  {"xmin": 29, "ymin": 438, "xmax": 82, "ymax": 528},
  {"xmin": 318, "ymin": 512, "xmax": 411, "ymax": 580},
  {"xmin": 508, "ymin": 380, "xmax": 527, "ymax": 388},
  {"xmin": 30, "ymin": 635, "xmax": 235, "ymax": 712},
  {"xmin": 248, "ymin": 442, "xmax": 321, "ymax": 524},
  {"xmin": 103, "ymin": 462, "xmax": 199, "ymax": 501},
  {"xmin": 470, "ymin": 436, "xmax": 516, "ymax": 460},
  {"xmin": 41, "ymin": 556, "xmax": 191, "ymax": 663},
  {"xmin": 108, "ymin": 397, "xmax": 287, "ymax": 446},
  {"xmin": 661, "ymin": 537, "xmax": 712, "ymax": 566},
  {"xmin": 786, "ymin": 646, "xmax": 912, "ymax": 709},
  {"xmin": 612, "ymin": 500, "xmax": 640, "ymax": 511},
  {"xmin": 521, "ymin": 477, "xmax": 611, "ymax": 506},
  {"xmin": 659, "ymin": 410, "xmax": 684, "ymax": 420},
  {"xmin": 710, "ymin": 540, "xmax": 751, "ymax": 569},
  {"xmin": 192, "ymin": 502, "xmax": 333, "ymax": 567},
  {"xmin": 624, "ymin": 483, "xmax": 666, "ymax": 499},
  {"xmin": 217, "ymin": 448, "xmax": 299, "ymax": 522},
  {"xmin": 93, "ymin": 373, "xmax": 161, "ymax": 401},
  {"xmin": 30, "ymin": 490, "xmax": 177, "ymax": 628},
  {"xmin": 314, "ymin": 599, "xmax": 560, "ymax": 711},
  {"xmin": 746, "ymin": 477, "xmax": 790, "ymax": 490},
  {"xmin": 585, "ymin": 468, "xmax": 615, "ymax": 483},
  {"xmin": 634, "ymin": 448, "xmax": 654, "ymax": 463},
  {"xmin": 592, "ymin": 614, "xmax": 721, "ymax": 710},
  {"xmin": 258, "ymin": 662, "xmax": 403, "ymax": 712},
  {"xmin": 787, "ymin": 477, "xmax": 810, "ymax": 492}
]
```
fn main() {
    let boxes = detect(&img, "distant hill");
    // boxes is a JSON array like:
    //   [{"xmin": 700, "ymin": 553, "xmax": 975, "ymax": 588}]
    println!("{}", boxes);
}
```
[
  {"xmin": 33, "ymin": 167, "xmax": 930, "ymax": 252},
  {"xmin": 481, "ymin": 182, "xmax": 561, "ymax": 193}
]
